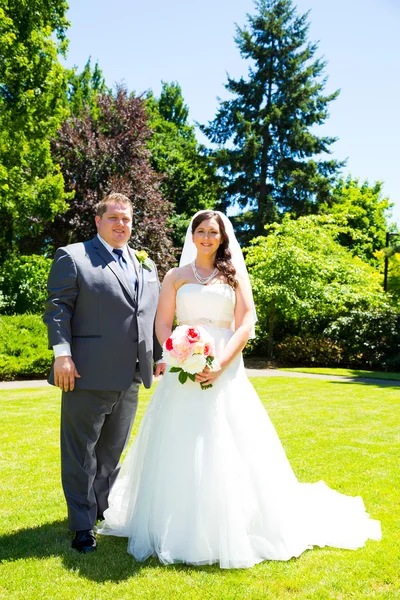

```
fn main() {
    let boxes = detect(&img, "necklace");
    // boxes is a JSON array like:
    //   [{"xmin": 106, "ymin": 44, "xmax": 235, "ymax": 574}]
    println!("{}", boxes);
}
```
[{"xmin": 191, "ymin": 261, "xmax": 218, "ymax": 285}]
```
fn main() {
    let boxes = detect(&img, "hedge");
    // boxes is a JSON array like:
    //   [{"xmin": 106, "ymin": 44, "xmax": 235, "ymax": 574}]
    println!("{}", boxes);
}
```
[{"xmin": 0, "ymin": 314, "xmax": 52, "ymax": 381}]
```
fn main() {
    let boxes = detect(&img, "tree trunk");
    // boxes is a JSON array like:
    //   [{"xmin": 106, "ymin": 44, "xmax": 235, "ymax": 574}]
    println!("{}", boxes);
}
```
[
  {"xmin": 257, "ymin": 126, "xmax": 273, "ymax": 235},
  {"xmin": 267, "ymin": 299, "xmax": 275, "ymax": 359},
  {"xmin": 257, "ymin": 46, "xmax": 275, "ymax": 236}
]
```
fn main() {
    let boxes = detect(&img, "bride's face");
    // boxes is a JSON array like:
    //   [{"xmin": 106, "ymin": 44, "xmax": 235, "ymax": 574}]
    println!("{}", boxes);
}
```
[{"xmin": 192, "ymin": 217, "xmax": 221, "ymax": 257}]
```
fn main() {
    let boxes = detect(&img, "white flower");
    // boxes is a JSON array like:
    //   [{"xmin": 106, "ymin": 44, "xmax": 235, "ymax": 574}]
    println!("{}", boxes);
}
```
[
  {"xmin": 181, "ymin": 353, "xmax": 207, "ymax": 375},
  {"xmin": 162, "ymin": 351, "xmax": 179, "ymax": 367},
  {"xmin": 192, "ymin": 341, "xmax": 205, "ymax": 354},
  {"xmin": 211, "ymin": 358, "xmax": 221, "ymax": 372}
]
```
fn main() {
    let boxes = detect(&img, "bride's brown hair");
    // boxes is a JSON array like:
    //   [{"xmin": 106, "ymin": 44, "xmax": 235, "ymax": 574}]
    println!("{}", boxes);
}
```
[{"xmin": 191, "ymin": 211, "xmax": 238, "ymax": 289}]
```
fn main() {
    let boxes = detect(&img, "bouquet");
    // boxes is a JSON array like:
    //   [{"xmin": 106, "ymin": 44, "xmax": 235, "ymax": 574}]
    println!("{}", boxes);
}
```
[{"xmin": 162, "ymin": 325, "xmax": 220, "ymax": 390}]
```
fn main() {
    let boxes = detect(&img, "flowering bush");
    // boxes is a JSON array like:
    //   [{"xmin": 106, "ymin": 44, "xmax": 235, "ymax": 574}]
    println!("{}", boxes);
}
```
[{"xmin": 163, "ymin": 325, "xmax": 220, "ymax": 389}]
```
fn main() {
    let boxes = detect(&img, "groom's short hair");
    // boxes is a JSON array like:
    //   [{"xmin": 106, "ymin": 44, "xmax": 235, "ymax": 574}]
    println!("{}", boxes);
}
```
[{"xmin": 96, "ymin": 193, "xmax": 133, "ymax": 218}]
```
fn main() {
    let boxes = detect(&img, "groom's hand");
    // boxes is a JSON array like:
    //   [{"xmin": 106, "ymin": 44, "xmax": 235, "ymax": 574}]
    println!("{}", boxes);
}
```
[
  {"xmin": 54, "ymin": 356, "xmax": 81, "ymax": 392},
  {"xmin": 155, "ymin": 362, "xmax": 167, "ymax": 377}
]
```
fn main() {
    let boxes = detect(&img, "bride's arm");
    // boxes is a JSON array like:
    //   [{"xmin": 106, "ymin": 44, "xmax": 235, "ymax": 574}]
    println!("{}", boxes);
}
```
[
  {"xmin": 195, "ymin": 272, "xmax": 253, "ymax": 384},
  {"xmin": 155, "ymin": 269, "xmax": 178, "ymax": 346}
]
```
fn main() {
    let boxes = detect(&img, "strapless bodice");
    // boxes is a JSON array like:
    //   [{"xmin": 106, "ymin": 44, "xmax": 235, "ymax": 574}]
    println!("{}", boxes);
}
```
[{"xmin": 176, "ymin": 284, "xmax": 235, "ymax": 328}]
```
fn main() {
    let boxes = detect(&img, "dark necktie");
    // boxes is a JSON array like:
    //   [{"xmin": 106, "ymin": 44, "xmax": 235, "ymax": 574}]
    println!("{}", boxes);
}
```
[{"xmin": 113, "ymin": 248, "xmax": 137, "ymax": 294}]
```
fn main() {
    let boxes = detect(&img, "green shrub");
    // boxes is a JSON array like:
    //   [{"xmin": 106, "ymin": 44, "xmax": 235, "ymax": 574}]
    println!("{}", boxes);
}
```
[
  {"xmin": 275, "ymin": 309, "xmax": 400, "ymax": 371},
  {"xmin": 276, "ymin": 336, "xmax": 343, "ymax": 367},
  {"xmin": 245, "ymin": 214, "xmax": 388, "ymax": 359},
  {"xmin": 0, "ymin": 254, "xmax": 52, "ymax": 315},
  {"xmin": 324, "ymin": 309, "xmax": 400, "ymax": 371},
  {"xmin": 0, "ymin": 314, "xmax": 52, "ymax": 380}
]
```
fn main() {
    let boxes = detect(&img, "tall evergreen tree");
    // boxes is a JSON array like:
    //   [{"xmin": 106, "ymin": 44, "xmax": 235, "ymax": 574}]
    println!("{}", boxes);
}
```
[
  {"xmin": 202, "ymin": 0, "xmax": 343, "ymax": 241},
  {"xmin": 147, "ymin": 82, "xmax": 222, "ymax": 245}
]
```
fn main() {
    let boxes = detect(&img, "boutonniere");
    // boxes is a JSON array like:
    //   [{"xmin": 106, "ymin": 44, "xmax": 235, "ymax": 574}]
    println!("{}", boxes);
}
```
[{"xmin": 135, "ymin": 250, "xmax": 152, "ymax": 270}]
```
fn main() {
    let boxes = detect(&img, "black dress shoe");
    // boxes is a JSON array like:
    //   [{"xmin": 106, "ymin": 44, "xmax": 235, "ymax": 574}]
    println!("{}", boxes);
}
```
[{"xmin": 71, "ymin": 529, "xmax": 97, "ymax": 553}]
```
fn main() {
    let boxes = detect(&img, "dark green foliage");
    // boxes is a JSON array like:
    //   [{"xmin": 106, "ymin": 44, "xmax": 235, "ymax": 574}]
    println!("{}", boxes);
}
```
[
  {"xmin": 275, "ymin": 309, "xmax": 400, "ymax": 370},
  {"xmin": 324, "ymin": 309, "xmax": 400, "ymax": 370},
  {"xmin": 276, "ymin": 336, "xmax": 343, "ymax": 367},
  {"xmin": 0, "ymin": 314, "xmax": 52, "ymax": 380},
  {"xmin": 378, "ymin": 237, "xmax": 400, "ymax": 302},
  {"xmin": 0, "ymin": 255, "xmax": 52, "ymax": 315},
  {"xmin": 147, "ymin": 82, "xmax": 222, "ymax": 246},
  {"xmin": 202, "ymin": 0, "xmax": 342, "ymax": 242}
]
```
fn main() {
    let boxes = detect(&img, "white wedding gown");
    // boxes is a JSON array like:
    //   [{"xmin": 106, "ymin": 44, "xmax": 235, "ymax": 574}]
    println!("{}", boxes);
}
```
[{"xmin": 97, "ymin": 283, "xmax": 381, "ymax": 568}]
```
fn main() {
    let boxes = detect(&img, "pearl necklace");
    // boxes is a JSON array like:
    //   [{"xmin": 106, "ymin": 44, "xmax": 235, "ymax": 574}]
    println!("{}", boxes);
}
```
[{"xmin": 191, "ymin": 261, "xmax": 218, "ymax": 285}]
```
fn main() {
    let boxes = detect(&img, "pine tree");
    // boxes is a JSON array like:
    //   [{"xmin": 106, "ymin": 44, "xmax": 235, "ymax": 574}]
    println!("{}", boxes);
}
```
[
  {"xmin": 147, "ymin": 82, "xmax": 221, "ymax": 245},
  {"xmin": 202, "ymin": 0, "xmax": 343, "ymax": 241}
]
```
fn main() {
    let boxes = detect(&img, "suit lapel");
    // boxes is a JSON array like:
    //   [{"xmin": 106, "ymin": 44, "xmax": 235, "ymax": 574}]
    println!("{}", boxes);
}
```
[{"xmin": 91, "ymin": 237, "xmax": 137, "ymax": 306}]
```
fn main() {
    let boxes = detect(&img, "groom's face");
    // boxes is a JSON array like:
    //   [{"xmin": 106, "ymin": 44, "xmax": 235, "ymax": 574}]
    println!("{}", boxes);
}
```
[{"xmin": 95, "ymin": 202, "xmax": 132, "ymax": 248}]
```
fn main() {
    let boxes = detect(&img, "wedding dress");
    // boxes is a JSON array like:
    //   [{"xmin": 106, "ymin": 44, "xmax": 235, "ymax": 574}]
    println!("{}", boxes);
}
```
[{"xmin": 96, "ymin": 283, "xmax": 381, "ymax": 568}]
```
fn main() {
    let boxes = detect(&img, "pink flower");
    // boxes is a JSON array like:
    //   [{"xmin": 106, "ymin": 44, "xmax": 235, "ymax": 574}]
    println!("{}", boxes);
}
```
[
  {"xmin": 165, "ymin": 337, "xmax": 173, "ymax": 351},
  {"xmin": 203, "ymin": 343, "xmax": 212, "ymax": 357},
  {"xmin": 171, "ymin": 345, "xmax": 193, "ymax": 362},
  {"xmin": 186, "ymin": 327, "xmax": 201, "ymax": 343}
]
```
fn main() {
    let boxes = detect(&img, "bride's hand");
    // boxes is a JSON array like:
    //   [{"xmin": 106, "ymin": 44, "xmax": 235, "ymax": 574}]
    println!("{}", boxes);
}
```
[{"xmin": 195, "ymin": 365, "xmax": 222, "ymax": 386}]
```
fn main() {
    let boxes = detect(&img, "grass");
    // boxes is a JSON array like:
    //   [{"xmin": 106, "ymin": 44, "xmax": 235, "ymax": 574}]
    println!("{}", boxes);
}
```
[
  {"xmin": 0, "ymin": 377, "xmax": 399, "ymax": 599},
  {"xmin": 279, "ymin": 367, "xmax": 400, "ymax": 381}
]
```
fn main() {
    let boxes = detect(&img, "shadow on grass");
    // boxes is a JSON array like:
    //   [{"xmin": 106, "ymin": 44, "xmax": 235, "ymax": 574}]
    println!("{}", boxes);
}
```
[
  {"xmin": 327, "ymin": 379, "xmax": 400, "ymax": 389},
  {"xmin": 0, "ymin": 519, "xmax": 224, "ymax": 581}
]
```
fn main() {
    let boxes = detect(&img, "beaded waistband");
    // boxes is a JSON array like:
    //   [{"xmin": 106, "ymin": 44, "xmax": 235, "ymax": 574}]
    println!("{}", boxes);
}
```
[{"xmin": 179, "ymin": 318, "xmax": 232, "ymax": 329}]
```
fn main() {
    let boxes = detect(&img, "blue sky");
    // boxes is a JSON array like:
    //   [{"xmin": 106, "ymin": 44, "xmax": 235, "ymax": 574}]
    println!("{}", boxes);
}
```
[{"xmin": 63, "ymin": 0, "xmax": 400, "ymax": 226}]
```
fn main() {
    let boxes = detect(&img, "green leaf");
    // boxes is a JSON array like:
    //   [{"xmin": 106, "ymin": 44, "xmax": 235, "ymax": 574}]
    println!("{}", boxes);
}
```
[
  {"xmin": 178, "ymin": 370, "xmax": 188, "ymax": 384},
  {"xmin": 169, "ymin": 366, "xmax": 182, "ymax": 373},
  {"xmin": 200, "ymin": 383, "xmax": 213, "ymax": 390}
]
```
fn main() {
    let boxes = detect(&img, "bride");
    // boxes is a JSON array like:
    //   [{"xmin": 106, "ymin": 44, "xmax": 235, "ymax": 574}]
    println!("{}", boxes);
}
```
[{"xmin": 96, "ymin": 210, "xmax": 381, "ymax": 569}]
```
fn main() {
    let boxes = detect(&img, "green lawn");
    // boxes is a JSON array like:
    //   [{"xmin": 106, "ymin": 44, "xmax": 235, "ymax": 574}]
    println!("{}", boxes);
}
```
[
  {"xmin": 279, "ymin": 367, "xmax": 400, "ymax": 381},
  {"xmin": 0, "ymin": 378, "xmax": 399, "ymax": 600}
]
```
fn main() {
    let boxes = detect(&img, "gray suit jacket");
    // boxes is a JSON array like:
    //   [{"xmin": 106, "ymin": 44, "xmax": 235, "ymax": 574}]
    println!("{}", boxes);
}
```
[{"xmin": 44, "ymin": 236, "xmax": 162, "ymax": 390}]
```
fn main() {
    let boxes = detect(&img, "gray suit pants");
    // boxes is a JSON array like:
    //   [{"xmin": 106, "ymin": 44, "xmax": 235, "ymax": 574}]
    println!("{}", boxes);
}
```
[{"xmin": 60, "ymin": 367, "xmax": 142, "ymax": 531}]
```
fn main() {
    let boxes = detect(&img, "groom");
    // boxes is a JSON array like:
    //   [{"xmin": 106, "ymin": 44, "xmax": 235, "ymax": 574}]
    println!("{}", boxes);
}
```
[{"xmin": 44, "ymin": 192, "xmax": 165, "ymax": 553}]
